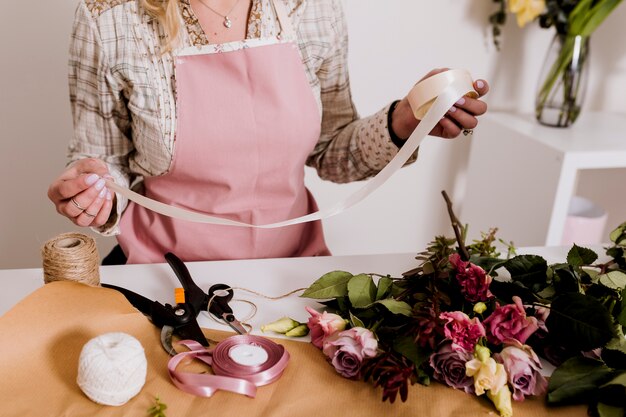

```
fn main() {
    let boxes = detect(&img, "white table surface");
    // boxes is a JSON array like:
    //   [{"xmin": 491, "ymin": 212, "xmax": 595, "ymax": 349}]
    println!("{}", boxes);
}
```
[{"xmin": 0, "ymin": 253, "xmax": 422, "ymax": 337}]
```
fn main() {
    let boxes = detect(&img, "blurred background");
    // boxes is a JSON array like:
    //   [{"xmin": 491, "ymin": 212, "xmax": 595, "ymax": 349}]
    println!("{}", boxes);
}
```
[{"xmin": 0, "ymin": 0, "xmax": 624, "ymax": 268}]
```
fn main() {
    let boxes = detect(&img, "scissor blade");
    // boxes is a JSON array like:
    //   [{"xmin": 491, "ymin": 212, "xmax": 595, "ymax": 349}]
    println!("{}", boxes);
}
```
[
  {"xmin": 222, "ymin": 313, "xmax": 248, "ymax": 335},
  {"xmin": 161, "ymin": 326, "xmax": 177, "ymax": 356},
  {"xmin": 102, "ymin": 283, "xmax": 154, "ymax": 315}
]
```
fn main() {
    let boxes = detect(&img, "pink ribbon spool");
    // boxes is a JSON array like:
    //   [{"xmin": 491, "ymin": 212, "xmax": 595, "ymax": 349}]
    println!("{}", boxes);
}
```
[{"xmin": 168, "ymin": 336, "xmax": 290, "ymax": 397}]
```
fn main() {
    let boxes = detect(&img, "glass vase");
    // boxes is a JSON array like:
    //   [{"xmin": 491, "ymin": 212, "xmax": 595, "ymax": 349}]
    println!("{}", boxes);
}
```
[{"xmin": 535, "ymin": 34, "xmax": 590, "ymax": 128}]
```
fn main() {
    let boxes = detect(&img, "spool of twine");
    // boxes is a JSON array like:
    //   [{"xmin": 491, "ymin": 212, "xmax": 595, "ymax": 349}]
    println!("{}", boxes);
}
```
[
  {"xmin": 42, "ymin": 232, "xmax": 100, "ymax": 286},
  {"xmin": 77, "ymin": 332, "xmax": 147, "ymax": 406}
]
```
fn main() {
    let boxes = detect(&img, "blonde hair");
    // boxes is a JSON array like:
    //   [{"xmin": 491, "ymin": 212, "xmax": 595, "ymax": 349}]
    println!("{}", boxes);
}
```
[{"xmin": 140, "ymin": 0, "xmax": 182, "ymax": 51}]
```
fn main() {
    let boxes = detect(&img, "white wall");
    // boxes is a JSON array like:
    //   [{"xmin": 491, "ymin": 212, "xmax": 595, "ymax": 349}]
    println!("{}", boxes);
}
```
[{"xmin": 1, "ymin": 1, "xmax": 625, "ymax": 268}]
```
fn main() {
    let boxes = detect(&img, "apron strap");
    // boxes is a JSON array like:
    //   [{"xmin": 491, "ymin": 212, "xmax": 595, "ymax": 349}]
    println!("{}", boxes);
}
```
[{"xmin": 270, "ymin": 0, "xmax": 296, "ymax": 40}]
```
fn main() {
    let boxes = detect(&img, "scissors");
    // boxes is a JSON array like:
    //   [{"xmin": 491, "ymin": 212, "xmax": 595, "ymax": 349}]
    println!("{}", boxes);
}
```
[
  {"xmin": 164, "ymin": 252, "xmax": 248, "ymax": 335},
  {"xmin": 103, "ymin": 252, "xmax": 247, "ymax": 354},
  {"xmin": 101, "ymin": 281, "xmax": 209, "ymax": 356}
]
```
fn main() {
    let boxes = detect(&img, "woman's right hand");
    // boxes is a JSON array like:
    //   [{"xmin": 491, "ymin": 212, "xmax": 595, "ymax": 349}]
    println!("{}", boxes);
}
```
[{"xmin": 47, "ymin": 158, "xmax": 114, "ymax": 227}]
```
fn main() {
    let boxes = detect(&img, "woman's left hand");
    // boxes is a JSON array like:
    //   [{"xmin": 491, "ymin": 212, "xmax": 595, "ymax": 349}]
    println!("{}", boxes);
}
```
[{"xmin": 390, "ymin": 69, "xmax": 490, "ymax": 140}]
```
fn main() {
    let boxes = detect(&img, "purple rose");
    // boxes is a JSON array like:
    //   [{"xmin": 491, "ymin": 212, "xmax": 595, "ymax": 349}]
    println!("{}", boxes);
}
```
[
  {"xmin": 449, "ymin": 253, "xmax": 494, "ymax": 302},
  {"xmin": 322, "ymin": 327, "xmax": 378, "ymax": 378},
  {"xmin": 495, "ymin": 340, "xmax": 548, "ymax": 401},
  {"xmin": 429, "ymin": 341, "xmax": 475, "ymax": 394},
  {"xmin": 440, "ymin": 311, "xmax": 486, "ymax": 352},
  {"xmin": 483, "ymin": 296, "xmax": 539, "ymax": 345}
]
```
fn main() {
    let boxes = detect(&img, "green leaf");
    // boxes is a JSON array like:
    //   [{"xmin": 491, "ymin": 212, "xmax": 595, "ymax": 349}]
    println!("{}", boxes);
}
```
[
  {"xmin": 568, "ymin": 0, "xmax": 622, "ymax": 36},
  {"xmin": 504, "ymin": 255, "xmax": 549, "ymax": 292},
  {"xmin": 585, "ymin": 268, "xmax": 601, "ymax": 284},
  {"xmin": 554, "ymin": 268, "xmax": 581, "ymax": 294},
  {"xmin": 347, "ymin": 274, "xmax": 376, "ymax": 308},
  {"xmin": 349, "ymin": 311, "xmax": 365, "ymax": 328},
  {"xmin": 596, "ymin": 402, "xmax": 625, "ymax": 417},
  {"xmin": 599, "ymin": 271, "xmax": 626, "ymax": 291},
  {"xmin": 148, "ymin": 396, "xmax": 168, "ymax": 417},
  {"xmin": 472, "ymin": 256, "xmax": 507, "ymax": 275},
  {"xmin": 375, "ymin": 299, "xmax": 413, "ymax": 316},
  {"xmin": 537, "ymin": 285, "xmax": 557, "ymax": 300},
  {"xmin": 610, "ymin": 222, "xmax": 626, "ymax": 240},
  {"xmin": 301, "ymin": 271, "xmax": 353, "ymax": 299},
  {"xmin": 603, "ymin": 336, "xmax": 626, "ymax": 370},
  {"xmin": 376, "ymin": 277, "xmax": 393, "ymax": 300},
  {"xmin": 610, "ymin": 222, "xmax": 626, "ymax": 245},
  {"xmin": 619, "ymin": 288, "xmax": 626, "ymax": 328},
  {"xmin": 598, "ymin": 372, "xmax": 626, "ymax": 408},
  {"xmin": 546, "ymin": 293, "xmax": 616, "ymax": 351},
  {"xmin": 567, "ymin": 244, "xmax": 599, "ymax": 267},
  {"xmin": 393, "ymin": 336, "xmax": 429, "ymax": 367},
  {"xmin": 547, "ymin": 357, "xmax": 614, "ymax": 405},
  {"xmin": 489, "ymin": 280, "xmax": 539, "ymax": 304}
]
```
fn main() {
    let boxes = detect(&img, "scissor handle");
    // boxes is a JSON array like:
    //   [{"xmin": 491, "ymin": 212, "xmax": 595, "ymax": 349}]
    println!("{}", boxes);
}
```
[
  {"xmin": 208, "ymin": 283, "xmax": 234, "ymax": 316},
  {"xmin": 165, "ymin": 252, "xmax": 207, "ymax": 313}
]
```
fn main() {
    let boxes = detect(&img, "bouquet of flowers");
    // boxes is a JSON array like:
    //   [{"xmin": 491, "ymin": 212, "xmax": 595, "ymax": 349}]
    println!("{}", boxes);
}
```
[{"xmin": 294, "ymin": 193, "xmax": 626, "ymax": 417}]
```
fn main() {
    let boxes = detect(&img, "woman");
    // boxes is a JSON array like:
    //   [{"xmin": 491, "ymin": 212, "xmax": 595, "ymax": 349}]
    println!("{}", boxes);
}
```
[{"xmin": 48, "ymin": 0, "xmax": 489, "ymax": 264}]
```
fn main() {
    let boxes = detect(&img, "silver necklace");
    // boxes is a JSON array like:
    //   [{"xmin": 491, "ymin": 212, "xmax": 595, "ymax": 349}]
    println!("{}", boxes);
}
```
[{"xmin": 196, "ymin": 0, "xmax": 243, "ymax": 29}]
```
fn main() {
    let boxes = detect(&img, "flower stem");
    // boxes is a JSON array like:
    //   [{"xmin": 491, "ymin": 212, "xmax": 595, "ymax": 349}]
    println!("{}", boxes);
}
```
[{"xmin": 442, "ymin": 191, "xmax": 470, "ymax": 261}]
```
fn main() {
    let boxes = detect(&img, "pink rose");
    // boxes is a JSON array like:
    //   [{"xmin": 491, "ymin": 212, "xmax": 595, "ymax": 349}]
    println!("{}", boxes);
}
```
[
  {"xmin": 449, "ymin": 253, "xmax": 494, "ymax": 302},
  {"xmin": 440, "ymin": 311, "xmax": 486, "ymax": 352},
  {"xmin": 495, "ymin": 340, "xmax": 548, "ymax": 401},
  {"xmin": 483, "ymin": 296, "xmax": 539, "ymax": 345},
  {"xmin": 322, "ymin": 327, "xmax": 378, "ymax": 378},
  {"xmin": 429, "ymin": 341, "xmax": 475, "ymax": 394},
  {"xmin": 306, "ymin": 306, "xmax": 347, "ymax": 349}
]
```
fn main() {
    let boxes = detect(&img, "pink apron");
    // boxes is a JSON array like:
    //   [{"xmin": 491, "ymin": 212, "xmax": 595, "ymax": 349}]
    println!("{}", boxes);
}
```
[{"xmin": 118, "ymin": 1, "xmax": 330, "ymax": 264}]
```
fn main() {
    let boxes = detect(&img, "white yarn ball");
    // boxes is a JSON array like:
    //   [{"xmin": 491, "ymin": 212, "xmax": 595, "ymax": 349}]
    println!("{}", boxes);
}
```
[{"xmin": 77, "ymin": 332, "xmax": 147, "ymax": 406}]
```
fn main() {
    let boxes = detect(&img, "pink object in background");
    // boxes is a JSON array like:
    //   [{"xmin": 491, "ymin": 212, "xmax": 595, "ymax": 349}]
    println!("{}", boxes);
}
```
[{"xmin": 561, "ymin": 196, "xmax": 608, "ymax": 246}]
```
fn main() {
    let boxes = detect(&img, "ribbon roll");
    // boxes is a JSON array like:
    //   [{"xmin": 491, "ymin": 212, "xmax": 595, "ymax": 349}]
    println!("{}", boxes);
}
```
[
  {"xmin": 408, "ymin": 70, "xmax": 478, "ymax": 120},
  {"xmin": 168, "ymin": 336, "xmax": 290, "ymax": 398},
  {"xmin": 105, "ymin": 69, "xmax": 477, "ymax": 228}
]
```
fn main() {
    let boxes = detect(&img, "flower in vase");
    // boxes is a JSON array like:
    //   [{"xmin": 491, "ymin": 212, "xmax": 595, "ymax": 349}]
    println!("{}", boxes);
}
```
[{"xmin": 508, "ymin": 0, "xmax": 546, "ymax": 27}]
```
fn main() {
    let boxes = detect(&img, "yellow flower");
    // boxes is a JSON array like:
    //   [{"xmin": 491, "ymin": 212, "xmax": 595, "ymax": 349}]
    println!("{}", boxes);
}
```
[
  {"xmin": 508, "ymin": 0, "xmax": 546, "ymax": 27},
  {"xmin": 285, "ymin": 324, "xmax": 310, "ymax": 337},
  {"xmin": 466, "ymin": 356, "xmax": 507, "ymax": 396},
  {"xmin": 473, "ymin": 302, "xmax": 487, "ymax": 314},
  {"xmin": 488, "ymin": 384, "xmax": 514, "ymax": 417},
  {"xmin": 466, "ymin": 345, "xmax": 511, "ymax": 416},
  {"xmin": 261, "ymin": 317, "xmax": 300, "ymax": 334}
]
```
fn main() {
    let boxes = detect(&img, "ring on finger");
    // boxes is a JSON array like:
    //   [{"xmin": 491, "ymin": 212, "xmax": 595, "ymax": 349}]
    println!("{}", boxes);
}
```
[
  {"xmin": 462, "ymin": 129, "xmax": 474, "ymax": 136},
  {"xmin": 70, "ymin": 197, "xmax": 86, "ymax": 211},
  {"xmin": 83, "ymin": 211, "xmax": 98, "ymax": 218}
]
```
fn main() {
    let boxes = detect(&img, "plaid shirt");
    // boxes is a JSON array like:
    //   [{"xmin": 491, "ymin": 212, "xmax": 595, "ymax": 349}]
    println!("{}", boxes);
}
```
[{"xmin": 70, "ymin": 0, "xmax": 409, "ymax": 235}]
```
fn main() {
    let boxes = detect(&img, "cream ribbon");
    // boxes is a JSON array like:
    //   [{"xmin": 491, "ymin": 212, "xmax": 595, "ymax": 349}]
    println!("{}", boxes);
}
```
[{"xmin": 105, "ymin": 69, "xmax": 477, "ymax": 228}]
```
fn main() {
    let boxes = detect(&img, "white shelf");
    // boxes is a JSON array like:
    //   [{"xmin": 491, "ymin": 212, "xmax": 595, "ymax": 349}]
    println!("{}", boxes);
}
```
[
  {"xmin": 462, "ymin": 111, "xmax": 626, "ymax": 247},
  {"xmin": 488, "ymin": 112, "xmax": 626, "ymax": 168}
]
